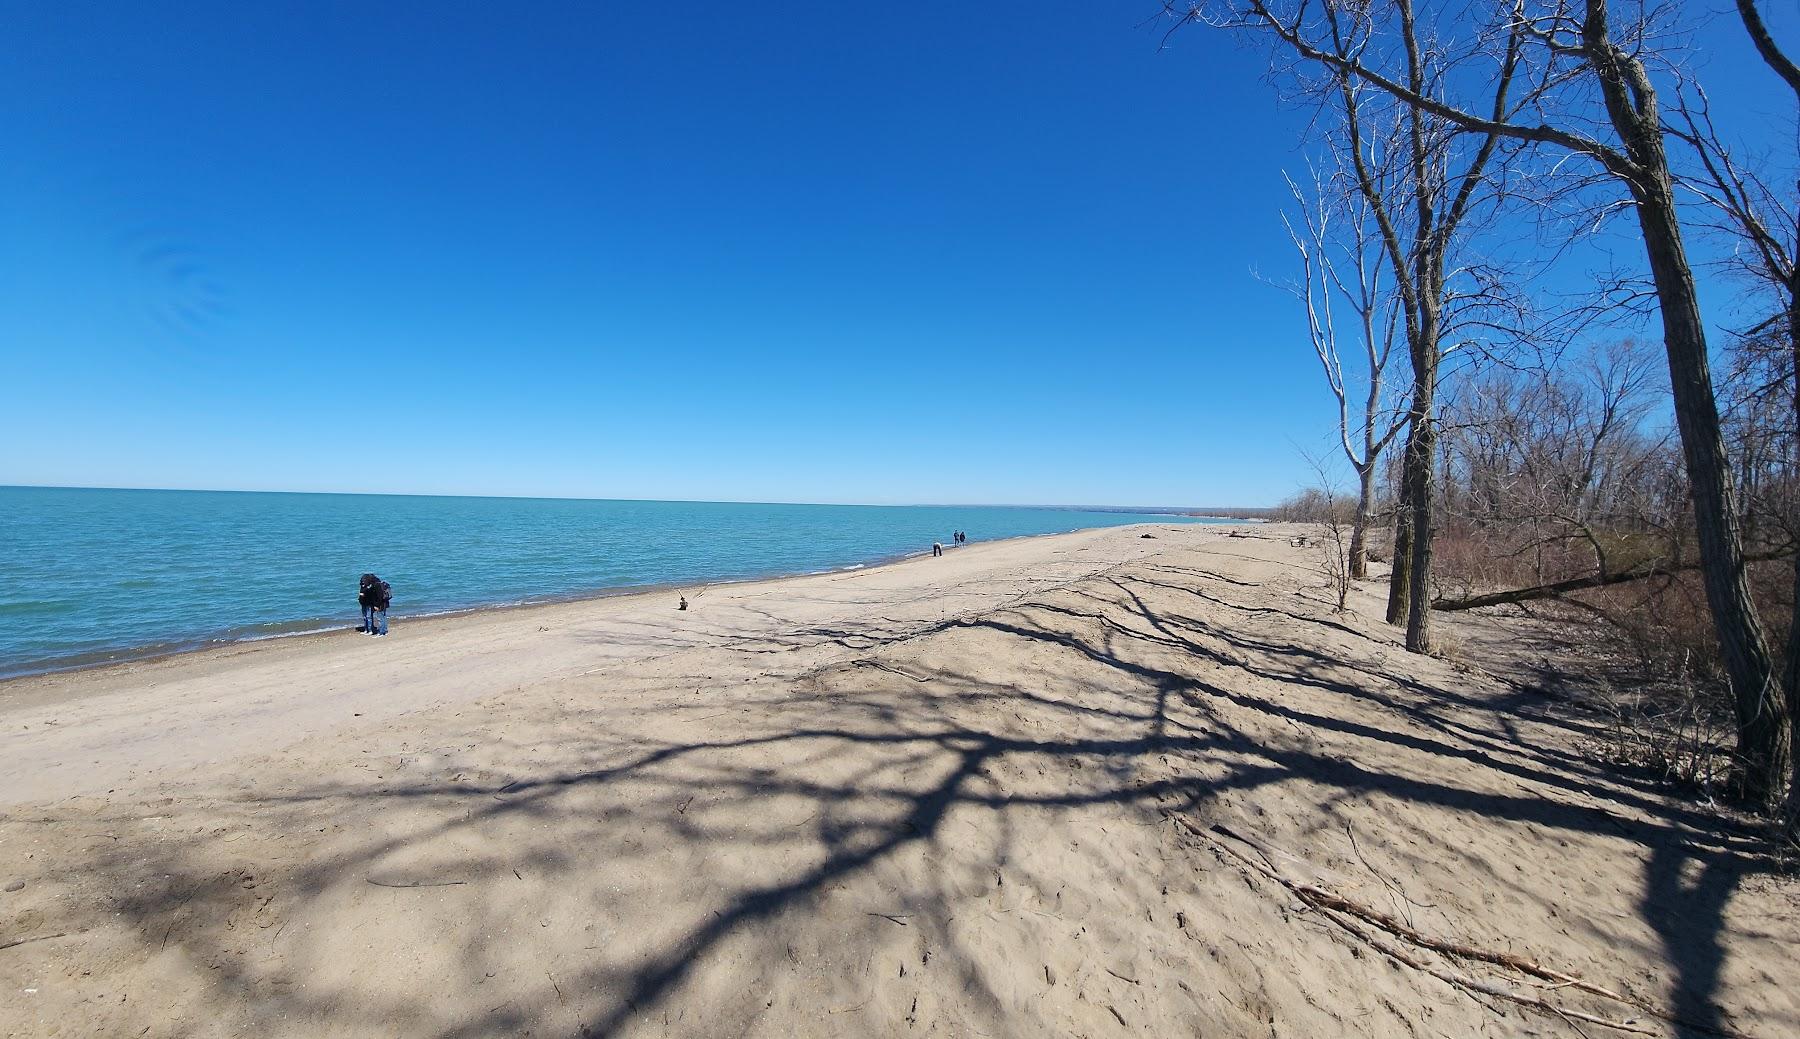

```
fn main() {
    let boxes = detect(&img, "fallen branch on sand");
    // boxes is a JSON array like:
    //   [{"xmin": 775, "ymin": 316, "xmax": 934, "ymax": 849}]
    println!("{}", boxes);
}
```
[
  {"xmin": 366, "ymin": 877, "xmax": 469, "ymax": 889},
  {"xmin": 1168, "ymin": 815, "xmax": 1756, "ymax": 1039},
  {"xmin": 852, "ymin": 659, "xmax": 933, "ymax": 683},
  {"xmin": 1431, "ymin": 550, "xmax": 1791, "ymax": 612},
  {"xmin": 0, "ymin": 932, "xmax": 69, "ymax": 953}
]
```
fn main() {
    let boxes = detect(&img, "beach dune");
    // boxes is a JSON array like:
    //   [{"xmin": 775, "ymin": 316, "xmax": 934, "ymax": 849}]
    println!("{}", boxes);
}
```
[{"xmin": 1, "ymin": 523, "xmax": 1793, "ymax": 1038}]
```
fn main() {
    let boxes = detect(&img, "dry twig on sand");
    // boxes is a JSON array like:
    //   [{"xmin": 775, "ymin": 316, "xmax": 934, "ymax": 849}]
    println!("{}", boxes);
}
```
[
  {"xmin": 366, "ymin": 876, "xmax": 469, "ymax": 889},
  {"xmin": 0, "ymin": 932, "xmax": 69, "ymax": 953}
]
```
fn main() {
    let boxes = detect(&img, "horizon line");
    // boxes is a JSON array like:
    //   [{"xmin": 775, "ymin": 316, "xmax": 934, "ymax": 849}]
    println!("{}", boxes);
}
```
[{"xmin": 1, "ymin": 483, "xmax": 1275, "ymax": 514}]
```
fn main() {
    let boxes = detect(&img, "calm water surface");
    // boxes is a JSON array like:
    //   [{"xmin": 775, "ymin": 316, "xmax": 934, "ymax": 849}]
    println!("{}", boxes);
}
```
[{"xmin": 0, "ymin": 487, "xmax": 1224, "ymax": 677}]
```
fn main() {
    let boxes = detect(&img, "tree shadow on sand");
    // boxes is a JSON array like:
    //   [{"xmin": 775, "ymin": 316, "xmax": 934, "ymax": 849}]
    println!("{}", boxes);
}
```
[{"xmin": 30, "ymin": 554, "xmax": 1791, "ymax": 1039}]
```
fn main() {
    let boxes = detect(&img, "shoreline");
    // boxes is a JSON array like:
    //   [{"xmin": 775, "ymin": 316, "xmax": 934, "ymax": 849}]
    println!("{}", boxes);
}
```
[
  {"xmin": 2, "ymin": 520, "xmax": 1227, "ymax": 686},
  {"xmin": 0, "ymin": 521, "xmax": 1217, "ymax": 805},
  {"xmin": 0, "ymin": 522, "xmax": 1216, "ymax": 691}
]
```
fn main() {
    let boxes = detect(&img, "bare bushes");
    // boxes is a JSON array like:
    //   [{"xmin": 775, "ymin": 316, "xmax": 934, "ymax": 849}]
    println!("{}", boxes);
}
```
[
  {"xmin": 1276, "ymin": 481, "xmax": 1357, "ymax": 611},
  {"xmin": 1271, "ymin": 487, "xmax": 1356, "ymax": 526},
  {"xmin": 1597, "ymin": 675, "xmax": 1738, "ymax": 795},
  {"xmin": 1317, "ymin": 503, "xmax": 1352, "ymax": 613},
  {"xmin": 1422, "ymin": 346, "xmax": 1799, "ymax": 802},
  {"xmin": 1429, "ymin": 524, "xmax": 1797, "ymax": 802}
]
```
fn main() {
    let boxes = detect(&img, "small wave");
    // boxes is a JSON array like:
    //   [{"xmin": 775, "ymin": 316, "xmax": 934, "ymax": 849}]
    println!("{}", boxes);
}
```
[
  {"xmin": 228, "ymin": 625, "xmax": 345, "ymax": 644},
  {"xmin": 0, "ymin": 599, "xmax": 79, "ymax": 616}
]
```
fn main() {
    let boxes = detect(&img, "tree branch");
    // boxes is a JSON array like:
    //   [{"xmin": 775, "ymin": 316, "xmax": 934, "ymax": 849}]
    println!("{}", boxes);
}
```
[{"xmin": 1432, "ymin": 549, "xmax": 1794, "ymax": 611}]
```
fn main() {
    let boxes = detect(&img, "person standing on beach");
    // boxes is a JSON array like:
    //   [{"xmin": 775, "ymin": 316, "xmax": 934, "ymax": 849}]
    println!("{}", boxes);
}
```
[
  {"xmin": 370, "ymin": 577, "xmax": 391, "ymax": 636},
  {"xmin": 932, "ymin": 542, "xmax": 943, "ymax": 557},
  {"xmin": 358, "ymin": 573, "xmax": 379, "ymax": 633},
  {"xmin": 358, "ymin": 573, "xmax": 391, "ymax": 636}
]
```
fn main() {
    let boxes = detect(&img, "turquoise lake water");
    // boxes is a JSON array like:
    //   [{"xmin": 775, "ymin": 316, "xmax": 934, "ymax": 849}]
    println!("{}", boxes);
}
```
[{"xmin": 0, "ymin": 486, "xmax": 1224, "ymax": 677}]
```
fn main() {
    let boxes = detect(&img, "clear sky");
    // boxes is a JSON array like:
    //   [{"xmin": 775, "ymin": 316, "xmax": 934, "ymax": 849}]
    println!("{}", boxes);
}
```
[{"xmin": 1, "ymin": 3, "xmax": 1793, "ymax": 507}]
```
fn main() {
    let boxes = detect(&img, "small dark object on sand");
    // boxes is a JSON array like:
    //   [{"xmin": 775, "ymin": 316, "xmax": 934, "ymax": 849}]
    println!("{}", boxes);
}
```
[{"xmin": 1140, "ymin": 533, "xmax": 1157, "ymax": 539}]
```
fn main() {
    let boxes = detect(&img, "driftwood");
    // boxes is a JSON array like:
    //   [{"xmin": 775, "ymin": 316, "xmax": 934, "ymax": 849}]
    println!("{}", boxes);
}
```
[
  {"xmin": 1431, "ymin": 549, "xmax": 1792, "ymax": 612},
  {"xmin": 0, "ymin": 932, "xmax": 69, "ymax": 953},
  {"xmin": 1169, "ymin": 815, "xmax": 1757, "ymax": 1039}
]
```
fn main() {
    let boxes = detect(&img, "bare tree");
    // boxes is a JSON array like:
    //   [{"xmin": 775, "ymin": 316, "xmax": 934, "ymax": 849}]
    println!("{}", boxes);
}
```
[
  {"xmin": 1715, "ymin": 0, "xmax": 1800, "ymax": 826},
  {"xmin": 1437, "ymin": 340, "xmax": 1676, "ymax": 592},
  {"xmin": 1186, "ymin": 0, "xmax": 1789, "ymax": 806},
  {"xmin": 1448, "ymin": 344, "xmax": 1656, "ymax": 496},
  {"xmin": 1187, "ymin": 0, "xmax": 1534, "ymax": 654},
  {"xmin": 1278, "ymin": 165, "xmax": 1407, "ymax": 579}
]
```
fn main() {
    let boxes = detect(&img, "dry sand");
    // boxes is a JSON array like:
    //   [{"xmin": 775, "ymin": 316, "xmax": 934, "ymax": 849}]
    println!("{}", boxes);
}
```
[{"xmin": 1, "ymin": 523, "xmax": 1794, "ymax": 1038}]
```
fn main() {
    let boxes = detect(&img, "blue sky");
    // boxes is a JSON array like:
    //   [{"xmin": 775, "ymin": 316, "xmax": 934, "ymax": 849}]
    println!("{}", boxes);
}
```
[{"xmin": 1, "ymin": 3, "xmax": 1794, "ymax": 507}]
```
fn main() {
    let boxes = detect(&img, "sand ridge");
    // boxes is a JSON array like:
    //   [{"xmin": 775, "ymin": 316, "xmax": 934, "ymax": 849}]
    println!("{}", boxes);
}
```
[{"xmin": 1, "ymin": 523, "xmax": 1795, "ymax": 1037}]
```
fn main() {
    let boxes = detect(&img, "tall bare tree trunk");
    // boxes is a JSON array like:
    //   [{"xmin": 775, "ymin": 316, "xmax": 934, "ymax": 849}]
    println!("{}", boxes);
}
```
[
  {"xmin": 1581, "ymin": 0, "xmax": 1786, "ymax": 803},
  {"xmin": 1386, "ymin": 494, "xmax": 1412, "ymax": 624},
  {"xmin": 1402, "ymin": 339, "xmax": 1439, "ymax": 654},
  {"xmin": 1348, "ymin": 463, "xmax": 1375, "ymax": 580},
  {"xmin": 1786, "ymin": 243, "xmax": 1800, "ymax": 828},
  {"xmin": 1735, "ymin": 0, "xmax": 1800, "ymax": 831},
  {"xmin": 1623, "ymin": 147, "xmax": 1783, "ymax": 801},
  {"xmin": 1642, "ymin": 187, "xmax": 1786, "ymax": 801}
]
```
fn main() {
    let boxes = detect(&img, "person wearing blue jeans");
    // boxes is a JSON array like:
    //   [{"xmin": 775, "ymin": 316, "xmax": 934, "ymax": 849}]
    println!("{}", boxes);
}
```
[
  {"xmin": 370, "ymin": 577, "xmax": 391, "ymax": 636},
  {"xmin": 358, "ymin": 573, "xmax": 379, "ymax": 633},
  {"xmin": 358, "ymin": 573, "xmax": 391, "ymax": 636}
]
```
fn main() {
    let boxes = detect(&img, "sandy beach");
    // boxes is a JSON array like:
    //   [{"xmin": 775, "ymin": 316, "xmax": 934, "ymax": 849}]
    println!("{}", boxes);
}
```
[{"xmin": 2, "ymin": 522, "xmax": 1795, "ymax": 1037}]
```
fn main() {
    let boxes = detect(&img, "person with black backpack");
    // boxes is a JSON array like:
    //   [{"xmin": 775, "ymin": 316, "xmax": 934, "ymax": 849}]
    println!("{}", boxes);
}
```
[
  {"xmin": 358, "ymin": 574, "xmax": 378, "ymax": 633},
  {"xmin": 357, "ymin": 573, "xmax": 393, "ymax": 636},
  {"xmin": 371, "ymin": 577, "xmax": 391, "ymax": 636}
]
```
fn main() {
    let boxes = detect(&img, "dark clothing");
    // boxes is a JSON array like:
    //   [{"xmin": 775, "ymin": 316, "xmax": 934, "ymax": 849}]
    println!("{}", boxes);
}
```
[{"xmin": 358, "ymin": 574, "xmax": 391, "ymax": 634}]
